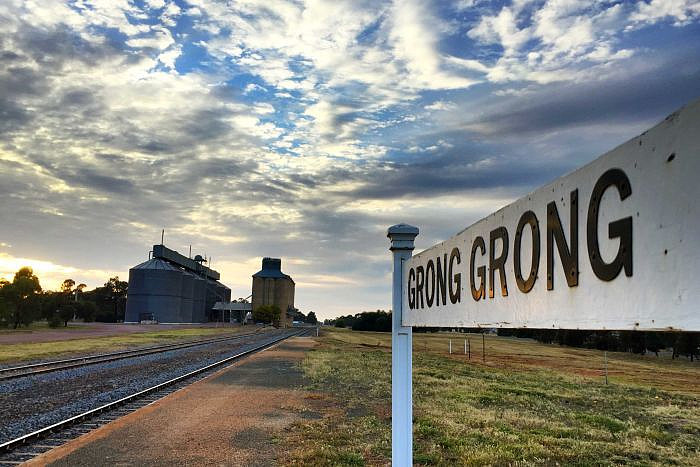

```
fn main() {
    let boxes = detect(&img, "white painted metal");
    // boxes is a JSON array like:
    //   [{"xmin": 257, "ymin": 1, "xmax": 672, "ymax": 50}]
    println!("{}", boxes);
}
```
[
  {"xmin": 403, "ymin": 99, "xmax": 700, "ymax": 331},
  {"xmin": 388, "ymin": 224, "xmax": 418, "ymax": 467}
]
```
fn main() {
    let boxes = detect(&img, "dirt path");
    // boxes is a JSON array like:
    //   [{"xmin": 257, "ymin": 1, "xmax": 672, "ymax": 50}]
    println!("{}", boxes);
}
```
[{"xmin": 26, "ymin": 337, "xmax": 318, "ymax": 467}]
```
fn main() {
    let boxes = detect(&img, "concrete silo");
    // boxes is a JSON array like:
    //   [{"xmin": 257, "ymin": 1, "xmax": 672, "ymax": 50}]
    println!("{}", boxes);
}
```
[
  {"xmin": 125, "ymin": 258, "xmax": 184, "ymax": 323},
  {"xmin": 251, "ymin": 257, "xmax": 295, "ymax": 327}
]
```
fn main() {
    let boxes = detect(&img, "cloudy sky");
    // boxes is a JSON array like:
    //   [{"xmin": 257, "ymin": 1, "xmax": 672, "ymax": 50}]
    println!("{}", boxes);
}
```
[{"xmin": 1, "ymin": 0, "xmax": 699, "ymax": 319}]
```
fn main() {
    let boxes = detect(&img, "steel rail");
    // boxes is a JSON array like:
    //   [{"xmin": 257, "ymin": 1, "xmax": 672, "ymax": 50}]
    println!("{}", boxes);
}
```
[
  {"xmin": 0, "ymin": 328, "xmax": 274, "ymax": 381},
  {"xmin": 0, "ymin": 328, "xmax": 308, "ymax": 454}
]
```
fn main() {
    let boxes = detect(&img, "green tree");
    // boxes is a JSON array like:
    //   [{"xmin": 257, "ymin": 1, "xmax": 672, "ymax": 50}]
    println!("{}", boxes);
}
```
[
  {"xmin": 305, "ymin": 311, "xmax": 318, "ymax": 324},
  {"xmin": 47, "ymin": 278, "xmax": 79, "ymax": 327},
  {"xmin": 8, "ymin": 267, "xmax": 42, "ymax": 328},
  {"xmin": 675, "ymin": 332, "xmax": 699, "ymax": 361},
  {"xmin": 58, "ymin": 303, "xmax": 76, "ymax": 327},
  {"xmin": 61, "ymin": 279, "xmax": 75, "ymax": 294},
  {"xmin": 253, "ymin": 305, "xmax": 281, "ymax": 325},
  {"xmin": 0, "ymin": 278, "xmax": 12, "ymax": 327},
  {"xmin": 104, "ymin": 276, "xmax": 128, "ymax": 322},
  {"xmin": 75, "ymin": 283, "xmax": 86, "ymax": 301},
  {"xmin": 75, "ymin": 301, "xmax": 98, "ymax": 322}
]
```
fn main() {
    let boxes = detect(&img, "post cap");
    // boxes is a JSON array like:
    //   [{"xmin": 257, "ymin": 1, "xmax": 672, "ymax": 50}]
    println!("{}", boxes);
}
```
[{"xmin": 387, "ymin": 223, "xmax": 419, "ymax": 251}]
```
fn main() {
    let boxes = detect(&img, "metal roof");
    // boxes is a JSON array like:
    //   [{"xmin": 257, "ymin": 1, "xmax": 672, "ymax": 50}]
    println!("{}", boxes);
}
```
[
  {"xmin": 152, "ymin": 244, "xmax": 220, "ymax": 280},
  {"xmin": 131, "ymin": 258, "xmax": 182, "ymax": 271},
  {"xmin": 252, "ymin": 257, "xmax": 294, "ymax": 283},
  {"xmin": 212, "ymin": 302, "xmax": 252, "ymax": 311}
]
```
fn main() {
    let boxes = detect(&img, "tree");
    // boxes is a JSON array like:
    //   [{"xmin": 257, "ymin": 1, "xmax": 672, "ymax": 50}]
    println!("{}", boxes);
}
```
[
  {"xmin": 0, "ymin": 278, "xmax": 12, "ymax": 327},
  {"xmin": 8, "ymin": 267, "xmax": 42, "ymax": 328},
  {"xmin": 253, "ymin": 305, "xmax": 281, "ymax": 326},
  {"xmin": 305, "ymin": 311, "xmax": 318, "ymax": 324},
  {"xmin": 351, "ymin": 310, "xmax": 391, "ymax": 332},
  {"xmin": 94, "ymin": 276, "xmax": 128, "ymax": 322},
  {"xmin": 75, "ymin": 301, "xmax": 98, "ymax": 322},
  {"xmin": 331, "ymin": 314, "xmax": 356, "ymax": 328},
  {"xmin": 58, "ymin": 303, "xmax": 76, "ymax": 327},
  {"xmin": 675, "ymin": 332, "xmax": 699, "ymax": 362},
  {"xmin": 61, "ymin": 279, "xmax": 75, "ymax": 294}
]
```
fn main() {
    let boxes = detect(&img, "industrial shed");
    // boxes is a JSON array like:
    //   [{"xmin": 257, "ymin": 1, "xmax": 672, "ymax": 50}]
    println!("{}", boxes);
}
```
[{"xmin": 125, "ymin": 245, "xmax": 230, "ymax": 324}]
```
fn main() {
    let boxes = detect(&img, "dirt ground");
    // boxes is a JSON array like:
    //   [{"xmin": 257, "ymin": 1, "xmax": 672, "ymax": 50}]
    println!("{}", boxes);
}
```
[
  {"xmin": 25, "ymin": 337, "xmax": 319, "ymax": 467},
  {"xmin": 0, "ymin": 322, "xmax": 239, "ymax": 345}
]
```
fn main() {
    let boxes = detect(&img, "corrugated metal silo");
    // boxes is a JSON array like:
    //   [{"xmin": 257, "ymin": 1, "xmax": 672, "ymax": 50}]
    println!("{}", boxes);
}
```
[
  {"xmin": 192, "ymin": 275, "xmax": 207, "ymax": 323},
  {"xmin": 219, "ymin": 283, "xmax": 231, "ymax": 309},
  {"xmin": 125, "ymin": 258, "xmax": 183, "ymax": 323},
  {"xmin": 204, "ymin": 280, "xmax": 216, "ymax": 320},
  {"xmin": 180, "ymin": 270, "xmax": 195, "ymax": 322}
]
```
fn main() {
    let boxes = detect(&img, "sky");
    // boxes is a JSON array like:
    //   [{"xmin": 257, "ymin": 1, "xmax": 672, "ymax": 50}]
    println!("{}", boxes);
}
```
[{"xmin": 1, "ymin": 0, "xmax": 699, "ymax": 320}]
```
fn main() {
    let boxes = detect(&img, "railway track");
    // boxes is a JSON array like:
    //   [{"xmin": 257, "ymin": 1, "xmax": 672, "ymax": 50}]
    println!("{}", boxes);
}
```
[
  {"xmin": 0, "ymin": 329, "xmax": 270, "ymax": 381},
  {"xmin": 0, "ymin": 328, "xmax": 309, "ymax": 465}
]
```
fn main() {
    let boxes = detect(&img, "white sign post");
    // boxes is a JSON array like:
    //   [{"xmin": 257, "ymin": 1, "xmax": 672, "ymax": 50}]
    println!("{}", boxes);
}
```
[
  {"xmin": 388, "ymin": 99, "xmax": 700, "ymax": 465},
  {"xmin": 388, "ymin": 224, "xmax": 419, "ymax": 467}
]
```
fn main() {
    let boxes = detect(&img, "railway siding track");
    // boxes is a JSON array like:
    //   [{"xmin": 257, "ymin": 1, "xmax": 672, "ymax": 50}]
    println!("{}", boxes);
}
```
[
  {"xmin": 0, "ymin": 328, "xmax": 308, "ymax": 466},
  {"xmin": 0, "ymin": 329, "xmax": 270, "ymax": 381}
]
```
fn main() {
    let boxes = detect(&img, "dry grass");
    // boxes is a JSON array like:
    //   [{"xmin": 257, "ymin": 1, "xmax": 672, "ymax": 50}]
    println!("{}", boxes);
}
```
[
  {"xmin": 0, "ymin": 327, "xmax": 259, "ymax": 363},
  {"xmin": 282, "ymin": 328, "xmax": 700, "ymax": 466}
]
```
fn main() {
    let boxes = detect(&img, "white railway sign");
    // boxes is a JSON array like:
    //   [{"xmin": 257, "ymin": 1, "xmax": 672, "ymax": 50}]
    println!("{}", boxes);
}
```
[
  {"xmin": 401, "ymin": 99, "xmax": 700, "ymax": 331},
  {"xmin": 388, "ymin": 99, "xmax": 700, "ymax": 465}
]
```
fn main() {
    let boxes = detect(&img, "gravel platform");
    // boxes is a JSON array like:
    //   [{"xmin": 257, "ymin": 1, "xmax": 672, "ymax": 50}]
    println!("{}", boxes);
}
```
[
  {"xmin": 25, "ymin": 338, "xmax": 318, "ymax": 467},
  {"xmin": 0, "ymin": 329, "xmax": 292, "ymax": 444}
]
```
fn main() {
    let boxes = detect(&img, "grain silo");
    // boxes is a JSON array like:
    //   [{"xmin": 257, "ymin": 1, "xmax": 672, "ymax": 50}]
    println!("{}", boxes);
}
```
[
  {"xmin": 125, "ymin": 244, "xmax": 231, "ymax": 324},
  {"xmin": 180, "ymin": 270, "xmax": 195, "ymax": 322},
  {"xmin": 251, "ymin": 257, "xmax": 295, "ymax": 327},
  {"xmin": 192, "ymin": 275, "xmax": 207, "ymax": 323},
  {"xmin": 125, "ymin": 258, "xmax": 184, "ymax": 323}
]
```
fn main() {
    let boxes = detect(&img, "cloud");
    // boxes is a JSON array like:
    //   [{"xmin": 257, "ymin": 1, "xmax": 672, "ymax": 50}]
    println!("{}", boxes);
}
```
[
  {"xmin": 424, "ymin": 100, "xmax": 457, "ymax": 111},
  {"xmin": 388, "ymin": 0, "xmax": 480, "ymax": 89},
  {"xmin": 0, "ymin": 0, "xmax": 698, "ymax": 319},
  {"xmin": 158, "ymin": 45, "xmax": 181, "ymax": 69},
  {"xmin": 126, "ymin": 27, "xmax": 175, "ymax": 50},
  {"xmin": 457, "ymin": 49, "xmax": 700, "ymax": 138},
  {"xmin": 631, "ymin": 0, "xmax": 700, "ymax": 26},
  {"xmin": 243, "ymin": 83, "xmax": 267, "ymax": 94},
  {"xmin": 468, "ymin": 6, "xmax": 531, "ymax": 56},
  {"xmin": 464, "ymin": 1, "xmax": 698, "ymax": 85}
]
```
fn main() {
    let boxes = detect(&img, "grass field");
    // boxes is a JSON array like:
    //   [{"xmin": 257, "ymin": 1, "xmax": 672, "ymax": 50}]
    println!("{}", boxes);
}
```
[
  {"xmin": 0, "ymin": 326, "xmax": 259, "ymax": 363},
  {"xmin": 0, "ymin": 322, "xmax": 87, "ymax": 333},
  {"xmin": 283, "ymin": 328, "xmax": 700, "ymax": 466}
]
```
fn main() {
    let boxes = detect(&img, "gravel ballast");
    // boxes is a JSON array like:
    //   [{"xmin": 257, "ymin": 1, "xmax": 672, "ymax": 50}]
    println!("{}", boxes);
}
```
[{"xmin": 0, "ymin": 329, "xmax": 293, "ymax": 444}]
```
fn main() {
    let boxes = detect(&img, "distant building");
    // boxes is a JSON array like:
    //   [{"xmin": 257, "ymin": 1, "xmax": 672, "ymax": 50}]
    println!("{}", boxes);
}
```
[
  {"xmin": 212, "ymin": 300, "xmax": 252, "ymax": 324},
  {"xmin": 125, "ymin": 245, "xmax": 230, "ymax": 323},
  {"xmin": 251, "ymin": 258, "xmax": 295, "ymax": 327}
]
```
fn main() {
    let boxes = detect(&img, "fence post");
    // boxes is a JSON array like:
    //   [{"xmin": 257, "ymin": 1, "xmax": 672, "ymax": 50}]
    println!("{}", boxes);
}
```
[
  {"xmin": 449, "ymin": 339, "xmax": 452, "ymax": 354},
  {"xmin": 388, "ymin": 224, "xmax": 418, "ymax": 467},
  {"xmin": 604, "ymin": 351, "xmax": 608, "ymax": 385}
]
